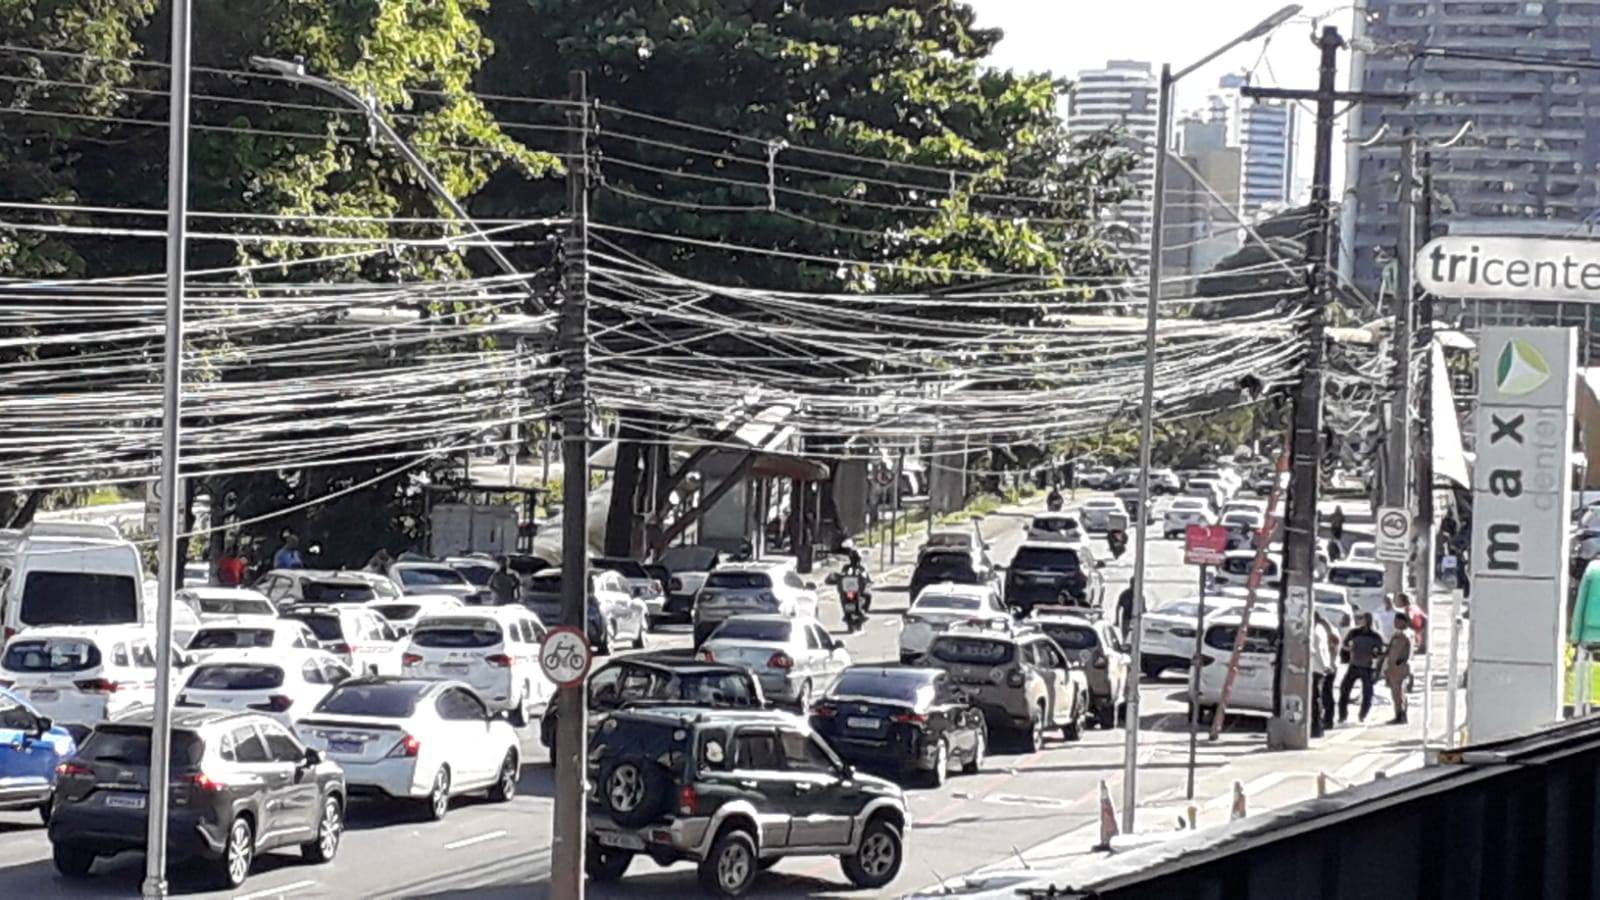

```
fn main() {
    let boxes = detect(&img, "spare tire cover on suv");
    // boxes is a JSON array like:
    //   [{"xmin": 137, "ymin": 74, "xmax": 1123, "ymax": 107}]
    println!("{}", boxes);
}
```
[{"xmin": 602, "ymin": 757, "xmax": 672, "ymax": 827}]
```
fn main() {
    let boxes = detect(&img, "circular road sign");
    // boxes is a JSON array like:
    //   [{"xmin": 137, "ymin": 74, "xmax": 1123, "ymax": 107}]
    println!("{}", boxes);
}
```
[
  {"xmin": 539, "ymin": 626, "xmax": 592, "ymax": 688},
  {"xmin": 1379, "ymin": 508, "xmax": 1408, "ymax": 540}
]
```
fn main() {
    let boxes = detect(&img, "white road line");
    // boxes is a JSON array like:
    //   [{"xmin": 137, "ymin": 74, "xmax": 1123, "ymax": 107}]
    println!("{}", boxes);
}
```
[
  {"xmin": 445, "ymin": 829, "xmax": 508, "ymax": 850},
  {"xmin": 233, "ymin": 879, "xmax": 317, "ymax": 900}
]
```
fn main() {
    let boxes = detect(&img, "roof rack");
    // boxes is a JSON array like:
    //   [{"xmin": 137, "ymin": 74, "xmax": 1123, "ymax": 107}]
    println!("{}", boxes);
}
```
[{"xmin": 21, "ymin": 521, "xmax": 124, "ymax": 541}]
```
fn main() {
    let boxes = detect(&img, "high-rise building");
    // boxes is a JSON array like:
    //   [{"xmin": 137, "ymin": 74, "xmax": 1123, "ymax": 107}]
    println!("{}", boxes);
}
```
[
  {"xmin": 1165, "ymin": 117, "xmax": 1244, "ymax": 293},
  {"xmin": 1348, "ymin": 0, "xmax": 1600, "ymax": 336},
  {"xmin": 1069, "ymin": 60, "xmax": 1159, "ymax": 249},
  {"xmin": 1209, "ymin": 73, "xmax": 1299, "ymax": 215}
]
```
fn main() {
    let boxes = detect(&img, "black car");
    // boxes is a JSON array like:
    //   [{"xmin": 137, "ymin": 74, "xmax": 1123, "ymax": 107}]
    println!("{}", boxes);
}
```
[
  {"xmin": 540, "ymin": 654, "xmax": 764, "ymax": 761},
  {"xmin": 909, "ymin": 547, "xmax": 991, "ymax": 601},
  {"xmin": 810, "ymin": 666, "xmax": 986, "ymax": 787},
  {"xmin": 585, "ymin": 707, "xmax": 910, "ymax": 897},
  {"xmin": 49, "ymin": 708, "xmax": 345, "ymax": 889},
  {"xmin": 1004, "ymin": 542, "xmax": 1104, "ymax": 616}
]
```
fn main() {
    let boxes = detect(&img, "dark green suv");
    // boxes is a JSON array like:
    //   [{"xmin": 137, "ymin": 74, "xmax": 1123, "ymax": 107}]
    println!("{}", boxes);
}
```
[
  {"xmin": 48, "ymin": 708, "xmax": 345, "ymax": 889},
  {"xmin": 585, "ymin": 707, "xmax": 910, "ymax": 897}
]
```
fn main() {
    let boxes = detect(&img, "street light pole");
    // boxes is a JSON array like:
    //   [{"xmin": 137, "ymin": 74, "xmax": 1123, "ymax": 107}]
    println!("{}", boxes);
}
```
[
  {"xmin": 142, "ymin": 0, "xmax": 192, "ymax": 896},
  {"xmin": 1124, "ymin": 3, "xmax": 1302, "ymax": 833}
]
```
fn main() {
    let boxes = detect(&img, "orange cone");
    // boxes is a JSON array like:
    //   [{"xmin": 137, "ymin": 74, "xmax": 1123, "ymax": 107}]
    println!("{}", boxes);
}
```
[{"xmin": 1095, "ymin": 779, "xmax": 1119, "ymax": 850}]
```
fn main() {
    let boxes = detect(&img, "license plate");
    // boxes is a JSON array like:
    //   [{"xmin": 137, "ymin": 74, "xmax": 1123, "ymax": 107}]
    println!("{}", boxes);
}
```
[
  {"xmin": 30, "ymin": 689, "xmax": 58, "ymax": 701},
  {"xmin": 329, "ymin": 740, "xmax": 361, "ymax": 754},
  {"xmin": 597, "ymin": 832, "xmax": 645, "ymax": 850},
  {"xmin": 440, "ymin": 663, "xmax": 469, "ymax": 674},
  {"xmin": 846, "ymin": 716, "xmax": 881, "ymax": 730},
  {"xmin": 105, "ymin": 794, "xmax": 146, "ymax": 810}
]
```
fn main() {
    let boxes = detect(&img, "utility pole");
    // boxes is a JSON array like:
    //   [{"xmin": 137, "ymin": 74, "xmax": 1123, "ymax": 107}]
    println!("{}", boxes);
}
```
[
  {"xmin": 1244, "ymin": 26, "xmax": 1408, "ymax": 751},
  {"xmin": 143, "ymin": 0, "xmax": 192, "ymax": 896},
  {"xmin": 1382, "ymin": 136, "xmax": 1418, "ymax": 596},
  {"xmin": 550, "ymin": 70, "xmax": 590, "ymax": 900}
]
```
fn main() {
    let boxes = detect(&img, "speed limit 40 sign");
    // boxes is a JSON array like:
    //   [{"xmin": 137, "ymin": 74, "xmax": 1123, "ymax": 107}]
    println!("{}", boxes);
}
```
[{"xmin": 540, "ymin": 626, "xmax": 592, "ymax": 687}]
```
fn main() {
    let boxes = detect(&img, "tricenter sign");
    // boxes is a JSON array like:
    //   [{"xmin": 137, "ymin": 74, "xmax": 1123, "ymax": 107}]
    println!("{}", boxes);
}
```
[
  {"xmin": 1418, "ymin": 236, "xmax": 1600, "ymax": 303},
  {"xmin": 1184, "ymin": 525, "xmax": 1229, "ymax": 567},
  {"xmin": 1466, "ymin": 327, "xmax": 1576, "ymax": 742}
]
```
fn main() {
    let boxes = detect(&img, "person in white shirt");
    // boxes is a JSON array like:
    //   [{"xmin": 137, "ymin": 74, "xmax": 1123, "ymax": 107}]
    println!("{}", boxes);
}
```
[{"xmin": 1312, "ymin": 613, "xmax": 1338, "ymax": 737}]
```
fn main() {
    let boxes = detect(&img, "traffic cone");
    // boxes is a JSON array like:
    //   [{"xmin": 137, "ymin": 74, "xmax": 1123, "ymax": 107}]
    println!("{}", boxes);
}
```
[
  {"xmin": 1230, "ymin": 780, "xmax": 1247, "ymax": 820},
  {"xmin": 1095, "ymin": 779, "xmax": 1119, "ymax": 850}
]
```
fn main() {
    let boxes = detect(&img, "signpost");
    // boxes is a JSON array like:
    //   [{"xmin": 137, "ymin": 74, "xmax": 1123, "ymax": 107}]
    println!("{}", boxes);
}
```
[
  {"xmin": 1375, "ymin": 506, "xmax": 1411, "ymax": 563},
  {"xmin": 541, "ymin": 626, "xmax": 592, "ymax": 689},
  {"xmin": 1183, "ymin": 524, "xmax": 1227, "ymax": 799},
  {"xmin": 1466, "ymin": 327, "xmax": 1577, "ymax": 741}
]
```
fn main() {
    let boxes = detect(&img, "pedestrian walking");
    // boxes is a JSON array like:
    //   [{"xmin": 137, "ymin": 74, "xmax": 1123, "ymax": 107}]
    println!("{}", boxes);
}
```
[
  {"xmin": 489, "ymin": 556, "xmax": 521, "ymax": 605},
  {"xmin": 1329, "ymin": 505, "xmax": 1346, "ymax": 551},
  {"xmin": 1384, "ymin": 612, "xmax": 1414, "ymax": 724},
  {"xmin": 1116, "ymin": 576, "xmax": 1139, "ymax": 636},
  {"xmin": 1339, "ymin": 613, "xmax": 1386, "ymax": 723},
  {"xmin": 365, "ymin": 547, "xmax": 394, "ymax": 573},
  {"xmin": 216, "ymin": 542, "xmax": 247, "ymax": 587},
  {"xmin": 1312, "ymin": 614, "xmax": 1337, "ymax": 737},
  {"xmin": 273, "ymin": 531, "xmax": 305, "ymax": 570}
]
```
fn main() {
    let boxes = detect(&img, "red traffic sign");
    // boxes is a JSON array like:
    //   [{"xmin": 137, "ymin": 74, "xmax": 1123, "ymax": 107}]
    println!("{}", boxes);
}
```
[
  {"xmin": 539, "ymin": 626, "xmax": 592, "ymax": 688},
  {"xmin": 1184, "ymin": 525, "xmax": 1229, "ymax": 566}
]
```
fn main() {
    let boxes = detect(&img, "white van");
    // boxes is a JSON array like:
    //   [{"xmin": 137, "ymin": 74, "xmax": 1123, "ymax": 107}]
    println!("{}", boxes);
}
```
[
  {"xmin": 1192, "ymin": 611, "xmax": 1281, "ymax": 719},
  {"xmin": 0, "ymin": 522, "xmax": 145, "ymax": 643}
]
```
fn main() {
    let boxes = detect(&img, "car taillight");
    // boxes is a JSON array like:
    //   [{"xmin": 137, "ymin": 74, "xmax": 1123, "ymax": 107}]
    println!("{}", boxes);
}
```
[
  {"xmin": 74, "ymin": 678, "xmax": 120, "ymax": 694},
  {"xmin": 767, "ymin": 652, "xmax": 793, "ymax": 670},
  {"xmin": 402, "ymin": 652, "xmax": 423, "ymax": 667},
  {"xmin": 56, "ymin": 761, "xmax": 92, "ymax": 778},
  {"xmin": 388, "ymin": 734, "xmax": 421, "ymax": 757},
  {"xmin": 2, "ymin": 626, "xmax": 13, "ymax": 642},
  {"xmin": 891, "ymin": 712, "xmax": 927, "ymax": 725},
  {"xmin": 185, "ymin": 772, "xmax": 227, "ymax": 792},
  {"xmin": 1006, "ymin": 669, "xmax": 1026, "ymax": 688},
  {"xmin": 248, "ymin": 695, "xmax": 293, "ymax": 713},
  {"xmin": 678, "ymin": 784, "xmax": 698, "ymax": 816},
  {"xmin": 330, "ymin": 643, "xmax": 353, "ymax": 657},
  {"xmin": 699, "ymin": 649, "xmax": 716, "ymax": 662},
  {"xmin": 485, "ymin": 653, "xmax": 513, "ymax": 667}
]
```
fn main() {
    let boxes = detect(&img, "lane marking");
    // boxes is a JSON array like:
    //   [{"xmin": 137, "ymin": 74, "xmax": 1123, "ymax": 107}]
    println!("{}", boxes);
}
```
[
  {"xmin": 445, "ymin": 829, "xmax": 508, "ymax": 850},
  {"xmin": 234, "ymin": 879, "xmax": 317, "ymax": 900}
]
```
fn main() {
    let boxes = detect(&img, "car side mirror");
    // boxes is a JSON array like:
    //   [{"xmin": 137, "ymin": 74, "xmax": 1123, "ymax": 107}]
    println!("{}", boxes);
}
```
[
  {"xmin": 33, "ymin": 716, "xmax": 52, "ymax": 738},
  {"xmin": 839, "ymin": 763, "xmax": 856, "ymax": 781},
  {"xmin": 303, "ymin": 747, "xmax": 323, "ymax": 767}
]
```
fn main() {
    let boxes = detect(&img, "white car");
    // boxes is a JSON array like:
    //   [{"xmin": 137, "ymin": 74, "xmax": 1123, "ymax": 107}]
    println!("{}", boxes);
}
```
[
  {"xmin": 401, "ymin": 607, "xmax": 554, "ymax": 725},
  {"xmin": 590, "ymin": 569, "xmax": 650, "ymax": 652},
  {"xmin": 280, "ymin": 604, "xmax": 407, "ymax": 676},
  {"xmin": 1327, "ymin": 560, "xmax": 1387, "ymax": 621},
  {"xmin": 1314, "ymin": 584, "xmax": 1355, "ymax": 631},
  {"xmin": 178, "ymin": 648, "xmax": 353, "ymax": 726},
  {"xmin": 691, "ymin": 560, "xmax": 821, "ymax": 646},
  {"xmin": 370, "ymin": 594, "xmax": 464, "ymax": 637},
  {"xmin": 1078, "ymin": 466, "xmax": 1112, "ymax": 488},
  {"xmin": 1162, "ymin": 498, "xmax": 1218, "ymax": 539},
  {"xmin": 700, "ymin": 614, "xmax": 849, "ymax": 709},
  {"xmin": 1080, "ymin": 497, "xmax": 1128, "ymax": 533},
  {"xmin": 0, "ymin": 625, "xmax": 183, "ymax": 739},
  {"xmin": 254, "ymin": 569, "xmax": 392, "ymax": 608},
  {"xmin": 186, "ymin": 619, "xmax": 322, "ymax": 662},
  {"xmin": 1223, "ymin": 499, "xmax": 1267, "ymax": 518},
  {"xmin": 177, "ymin": 587, "xmax": 279, "ymax": 625},
  {"xmin": 387, "ymin": 561, "xmax": 481, "ymax": 602},
  {"xmin": 1027, "ymin": 513, "xmax": 1084, "ymax": 543},
  {"xmin": 1215, "ymin": 549, "xmax": 1283, "ymax": 590},
  {"xmin": 1347, "ymin": 541, "xmax": 1378, "ymax": 562},
  {"xmin": 296, "ymin": 677, "xmax": 521, "ymax": 820},
  {"xmin": 1192, "ymin": 611, "xmax": 1281, "ymax": 719},
  {"xmin": 592, "ymin": 557, "xmax": 667, "ymax": 622},
  {"xmin": 899, "ymin": 583, "xmax": 1011, "ymax": 663},
  {"xmin": 1138, "ymin": 594, "xmax": 1248, "ymax": 677}
]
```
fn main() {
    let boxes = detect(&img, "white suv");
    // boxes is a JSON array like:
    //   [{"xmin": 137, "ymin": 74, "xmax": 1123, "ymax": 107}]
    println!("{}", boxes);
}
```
[
  {"xmin": 899, "ymin": 583, "xmax": 1010, "ymax": 663},
  {"xmin": 178, "ymin": 648, "xmax": 354, "ymax": 726},
  {"xmin": 691, "ymin": 561, "xmax": 819, "ymax": 646},
  {"xmin": 401, "ymin": 607, "xmax": 554, "ymax": 726},
  {"xmin": 0, "ymin": 625, "xmax": 183, "ymax": 740},
  {"xmin": 280, "ymin": 605, "xmax": 406, "ymax": 676},
  {"xmin": 1162, "ymin": 498, "xmax": 1218, "ymax": 539}
]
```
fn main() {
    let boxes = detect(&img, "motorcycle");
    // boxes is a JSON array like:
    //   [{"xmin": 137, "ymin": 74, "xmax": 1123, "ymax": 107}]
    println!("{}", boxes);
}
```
[{"xmin": 839, "ymin": 572, "xmax": 869, "ymax": 633}]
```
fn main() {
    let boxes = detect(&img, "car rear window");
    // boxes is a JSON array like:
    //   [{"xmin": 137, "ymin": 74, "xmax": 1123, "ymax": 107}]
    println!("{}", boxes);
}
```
[
  {"xmin": 1329, "ymin": 567, "xmax": 1384, "ymax": 588},
  {"xmin": 301, "ymin": 581, "xmax": 376, "ymax": 603},
  {"xmin": 284, "ymin": 613, "xmax": 344, "ymax": 641},
  {"xmin": 1011, "ymin": 547, "xmax": 1082, "ymax": 572},
  {"xmin": 830, "ymin": 669, "xmax": 936, "ymax": 706},
  {"xmin": 194, "ymin": 595, "xmax": 276, "ymax": 617},
  {"xmin": 78, "ymin": 726, "xmax": 205, "ymax": 771},
  {"xmin": 705, "ymin": 572, "xmax": 771, "ymax": 590},
  {"xmin": 526, "ymin": 575, "xmax": 562, "ymax": 594},
  {"xmin": 673, "ymin": 672, "xmax": 759, "ymax": 706},
  {"xmin": 372, "ymin": 604, "xmax": 421, "ymax": 622},
  {"xmin": 915, "ymin": 595, "xmax": 981, "ymax": 611},
  {"xmin": 186, "ymin": 664, "xmax": 285, "ymax": 690},
  {"xmin": 188, "ymin": 628, "xmax": 275, "ymax": 650},
  {"xmin": 2, "ymin": 638, "xmax": 102, "ymax": 672},
  {"xmin": 1041, "ymin": 624, "xmax": 1098, "ymax": 651},
  {"xmin": 1204, "ymin": 624, "xmax": 1279, "ymax": 654},
  {"xmin": 19, "ymin": 572, "xmax": 138, "ymax": 626},
  {"xmin": 590, "ymin": 718, "xmax": 690, "ymax": 771},
  {"xmin": 314, "ymin": 682, "xmax": 423, "ymax": 718},
  {"xmin": 709, "ymin": 619, "xmax": 790, "ymax": 642},
  {"xmin": 397, "ymin": 567, "xmax": 468, "ymax": 588},
  {"xmin": 452, "ymin": 565, "xmax": 495, "ymax": 586},
  {"xmin": 930, "ymin": 636, "xmax": 1015, "ymax": 665},
  {"xmin": 595, "ymin": 559, "xmax": 649, "ymax": 579},
  {"xmin": 916, "ymin": 553, "xmax": 975, "ymax": 579},
  {"xmin": 1032, "ymin": 518, "xmax": 1078, "ymax": 533},
  {"xmin": 411, "ymin": 620, "xmax": 502, "ymax": 648}
]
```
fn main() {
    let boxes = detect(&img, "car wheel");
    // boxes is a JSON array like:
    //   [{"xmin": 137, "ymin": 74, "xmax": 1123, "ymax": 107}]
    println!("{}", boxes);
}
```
[
  {"xmin": 488, "ymin": 750, "xmax": 519, "ymax": 802},
  {"xmin": 52, "ymin": 843, "xmax": 95, "ymax": 878},
  {"xmin": 37, "ymin": 801, "xmax": 51, "ymax": 827},
  {"xmin": 215, "ymin": 815, "xmax": 254, "ymax": 889},
  {"xmin": 926, "ymin": 738, "xmax": 949, "ymax": 788},
  {"xmin": 795, "ymin": 679, "xmax": 814, "ymax": 712},
  {"xmin": 301, "ymin": 794, "xmax": 343, "ymax": 863},
  {"xmin": 586, "ymin": 839, "xmax": 633, "ymax": 882},
  {"xmin": 841, "ymin": 816, "xmax": 904, "ymax": 889},
  {"xmin": 424, "ymin": 766, "xmax": 451, "ymax": 821},
  {"xmin": 632, "ymin": 619, "xmax": 646, "ymax": 649},
  {"xmin": 1141, "ymin": 660, "xmax": 1164, "ymax": 679},
  {"xmin": 1095, "ymin": 700, "xmax": 1116, "ymax": 729},
  {"xmin": 1023, "ymin": 703, "xmax": 1045, "ymax": 752},
  {"xmin": 698, "ymin": 827, "xmax": 759, "ymax": 897},
  {"xmin": 1063, "ymin": 696, "xmax": 1085, "ymax": 742},
  {"xmin": 962, "ymin": 726, "xmax": 986, "ymax": 774},
  {"xmin": 603, "ymin": 757, "xmax": 672, "ymax": 827},
  {"xmin": 510, "ymin": 693, "xmax": 530, "ymax": 728}
]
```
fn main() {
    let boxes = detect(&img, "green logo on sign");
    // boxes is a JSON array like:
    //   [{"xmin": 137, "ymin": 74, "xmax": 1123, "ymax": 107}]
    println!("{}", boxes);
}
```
[{"xmin": 1496, "ymin": 337, "xmax": 1551, "ymax": 396}]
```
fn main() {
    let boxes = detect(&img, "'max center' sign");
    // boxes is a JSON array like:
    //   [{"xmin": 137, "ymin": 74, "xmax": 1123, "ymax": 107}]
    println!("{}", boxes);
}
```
[{"xmin": 1467, "ymin": 327, "xmax": 1576, "ymax": 742}]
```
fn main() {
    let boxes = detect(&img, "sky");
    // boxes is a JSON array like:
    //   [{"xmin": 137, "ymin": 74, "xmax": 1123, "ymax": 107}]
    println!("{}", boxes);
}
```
[{"xmin": 966, "ymin": 0, "xmax": 1363, "ymax": 197}]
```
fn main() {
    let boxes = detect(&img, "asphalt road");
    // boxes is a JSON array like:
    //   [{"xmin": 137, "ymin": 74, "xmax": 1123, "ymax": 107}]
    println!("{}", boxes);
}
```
[{"xmin": 0, "ymin": 492, "xmax": 1344, "ymax": 898}]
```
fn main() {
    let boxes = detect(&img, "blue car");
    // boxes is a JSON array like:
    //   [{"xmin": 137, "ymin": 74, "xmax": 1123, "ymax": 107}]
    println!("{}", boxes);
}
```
[{"xmin": 0, "ymin": 687, "xmax": 77, "ymax": 824}]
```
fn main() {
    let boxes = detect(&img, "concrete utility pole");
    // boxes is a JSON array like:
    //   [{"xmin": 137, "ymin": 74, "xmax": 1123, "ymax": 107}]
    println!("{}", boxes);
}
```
[
  {"xmin": 1245, "ymin": 26, "xmax": 1408, "ymax": 751},
  {"xmin": 143, "ymin": 0, "xmax": 192, "ymax": 895},
  {"xmin": 550, "ymin": 70, "xmax": 590, "ymax": 900},
  {"xmin": 1383, "ymin": 137, "xmax": 1419, "ymax": 595}
]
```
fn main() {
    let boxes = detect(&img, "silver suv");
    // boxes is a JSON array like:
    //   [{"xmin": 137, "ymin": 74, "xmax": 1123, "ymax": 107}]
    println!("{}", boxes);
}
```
[
  {"xmin": 923, "ymin": 627, "xmax": 1089, "ymax": 751},
  {"xmin": 692, "ymin": 562, "xmax": 819, "ymax": 646}
]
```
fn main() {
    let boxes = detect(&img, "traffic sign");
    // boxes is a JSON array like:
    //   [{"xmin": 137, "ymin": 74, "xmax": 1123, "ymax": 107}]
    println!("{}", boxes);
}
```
[
  {"xmin": 1184, "ymin": 525, "xmax": 1229, "ymax": 566},
  {"xmin": 1376, "ymin": 506, "xmax": 1410, "ymax": 562},
  {"xmin": 539, "ymin": 626, "xmax": 591, "ymax": 687}
]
